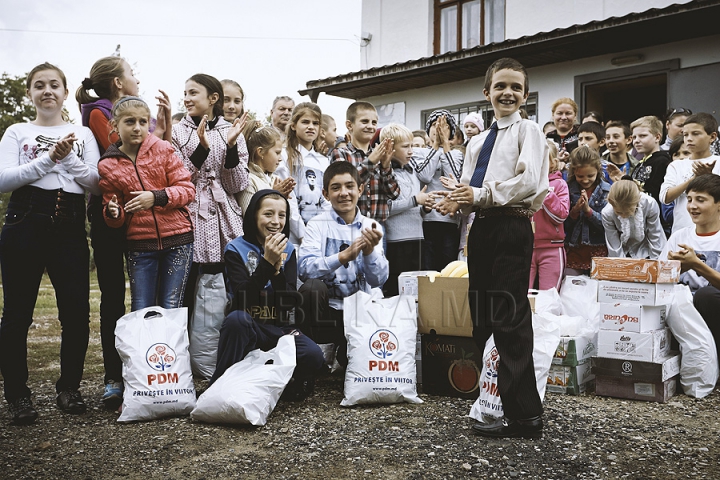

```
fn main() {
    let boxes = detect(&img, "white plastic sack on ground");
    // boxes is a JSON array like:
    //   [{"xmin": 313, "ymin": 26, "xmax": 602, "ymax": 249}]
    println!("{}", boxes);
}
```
[
  {"xmin": 341, "ymin": 292, "xmax": 422, "ymax": 406},
  {"xmin": 115, "ymin": 307, "xmax": 196, "ymax": 422},
  {"xmin": 189, "ymin": 273, "xmax": 227, "ymax": 380},
  {"xmin": 469, "ymin": 312, "xmax": 560, "ymax": 422},
  {"xmin": 560, "ymin": 276, "xmax": 599, "ymax": 329},
  {"xmin": 666, "ymin": 284, "xmax": 719, "ymax": 398},
  {"xmin": 190, "ymin": 335, "xmax": 296, "ymax": 426}
]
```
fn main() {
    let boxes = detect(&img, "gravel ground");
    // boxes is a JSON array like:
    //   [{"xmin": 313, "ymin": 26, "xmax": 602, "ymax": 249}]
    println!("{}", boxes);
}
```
[{"xmin": 2, "ymin": 373, "xmax": 719, "ymax": 479}]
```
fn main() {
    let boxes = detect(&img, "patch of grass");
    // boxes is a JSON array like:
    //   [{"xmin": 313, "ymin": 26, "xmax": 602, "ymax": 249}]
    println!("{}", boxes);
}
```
[{"xmin": 0, "ymin": 269, "xmax": 132, "ymax": 384}]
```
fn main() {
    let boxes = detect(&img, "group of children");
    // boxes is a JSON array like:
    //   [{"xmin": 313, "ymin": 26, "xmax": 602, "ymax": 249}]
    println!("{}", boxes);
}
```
[{"xmin": 1, "ymin": 56, "xmax": 719, "ymax": 441}]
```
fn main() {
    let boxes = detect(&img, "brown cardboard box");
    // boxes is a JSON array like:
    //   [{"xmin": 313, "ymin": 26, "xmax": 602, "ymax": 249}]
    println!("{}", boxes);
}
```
[
  {"xmin": 591, "ymin": 258, "xmax": 681, "ymax": 284},
  {"xmin": 421, "ymin": 334, "xmax": 482, "ymax": 399},
  {"xmin": 417, "ymin": 276, "xmax": 473, "ymax": 337},
  {"xmin": 595, "ymin": 375, "xmax": 677, "ymax": 403},
  {"xmin": 591, "ymin": 352, "xmax": 680, "ymax": 382}
]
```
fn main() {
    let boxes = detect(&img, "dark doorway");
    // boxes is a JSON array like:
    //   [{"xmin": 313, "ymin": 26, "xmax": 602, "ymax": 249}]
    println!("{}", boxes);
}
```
[
  {"xmin": 575, "ymin": 60, "xmax": 679, "ymax": 126},
  {"xmin": 584, "ymin": 74, "xmax": 667, "ymax": 125}
]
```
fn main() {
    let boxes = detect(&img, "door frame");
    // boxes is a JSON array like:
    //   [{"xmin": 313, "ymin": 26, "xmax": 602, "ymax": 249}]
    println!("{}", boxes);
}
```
[{"xmin": 574, "ymin": 59, "xmax": 680, "ymax": 115}]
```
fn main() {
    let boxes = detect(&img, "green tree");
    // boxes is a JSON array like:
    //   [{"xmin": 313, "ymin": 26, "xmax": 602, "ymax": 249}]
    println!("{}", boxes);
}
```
[{"xmin": 0, "ymin": 72, "xmax": 34, "ymax": 221}]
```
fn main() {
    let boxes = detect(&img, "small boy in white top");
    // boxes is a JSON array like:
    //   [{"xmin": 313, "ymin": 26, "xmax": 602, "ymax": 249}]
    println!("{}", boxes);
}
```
[
  {"xmin": 433, "ymin": 57, "xmax": 548, "ymax": 439},
  {"xmin": 660, "ymin": 113, "xmax": 720, "ymax": 234},
  {"xmin": 661, "ymin": 174, "xmax": 720, "ymax": 361},
  {"xmin": 381, "ymin": 123, "xmax": 430, "ymax": 296}
]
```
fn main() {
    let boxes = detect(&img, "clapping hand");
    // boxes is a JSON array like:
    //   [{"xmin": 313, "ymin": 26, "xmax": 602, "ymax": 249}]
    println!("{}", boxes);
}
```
[
  {"xmin": 263, "ymin": 232, "xmax": 289, "ymax": 273},
  {"xmin": 107, "ymin": 195, "xmax": 120, "ymax": 219},
  {"xmin": 49, "ymin": 133, "xmax": 76, "ymax": 162},
  {"xmin": 125, "ymin": 191, "xmax": 155, "ymax": 213},
  {"xmin": 273, "ymin": 177, "xmax": 296, "ymax": 198}
]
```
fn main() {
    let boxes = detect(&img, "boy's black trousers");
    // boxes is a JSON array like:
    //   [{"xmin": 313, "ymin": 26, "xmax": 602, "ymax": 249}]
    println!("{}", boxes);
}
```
[{"xmin": 467, "ymin": 214, "xmax": 543, "ymax": 420}]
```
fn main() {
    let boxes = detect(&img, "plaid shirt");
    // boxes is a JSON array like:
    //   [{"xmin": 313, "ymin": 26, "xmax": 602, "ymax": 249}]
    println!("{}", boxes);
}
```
[{"xmin": 329, "ymin": 142, "xmax": 400, "ymax": 222}]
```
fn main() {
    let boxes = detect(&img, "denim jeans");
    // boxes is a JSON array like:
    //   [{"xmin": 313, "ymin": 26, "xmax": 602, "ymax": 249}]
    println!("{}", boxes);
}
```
[
  {"xmin": 88, "ymin": 194, "xmax": 127, "ymax": 384},
  {"xmin": 0, "ymin": 186, "xmax": 90, "ymax": 402},
  {"xmin": 126, "ymin": 243, "xmax": 193, "ymax": 311}
]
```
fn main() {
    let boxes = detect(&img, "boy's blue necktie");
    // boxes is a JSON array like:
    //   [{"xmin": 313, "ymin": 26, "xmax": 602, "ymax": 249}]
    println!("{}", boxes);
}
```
[{"xmin": 469, "ymin": 122, "xmax": 498, "ymax": 188}]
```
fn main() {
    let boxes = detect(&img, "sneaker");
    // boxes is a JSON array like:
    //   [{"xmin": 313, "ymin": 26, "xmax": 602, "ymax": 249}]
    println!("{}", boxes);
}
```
[
  {"xmin": 56, "ymin": 389, "xmax": 87, "ymax": 414},
  {"xmin": 8, "ymin": 397, "xmax": 38, "ymax": 425},
  {"xmin": 101, "ymin": 380, "xmax": 124, "ymax": 409}
]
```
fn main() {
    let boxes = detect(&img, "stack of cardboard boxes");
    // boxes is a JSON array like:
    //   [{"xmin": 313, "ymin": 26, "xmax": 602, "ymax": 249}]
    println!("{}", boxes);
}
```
[
  {"xmin": 547, "ymin": 332, "xmax": 597, "ymax": 395},
  {"xmin": 590, "ymin": 258, "xmax": 682, "ymax": 403},
  {"xmin": 410, "ymin": 273, "xmax": 484, "ymax": 400}
]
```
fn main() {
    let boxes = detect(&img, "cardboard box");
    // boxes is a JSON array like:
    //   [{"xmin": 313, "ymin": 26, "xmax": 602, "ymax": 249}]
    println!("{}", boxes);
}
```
[
  {"xmin": 599, "ymin": 303, "xmax": 667, "ymax": 333},
  {"xmin": 591, "ymin": 352, "xmax": 680, "ymax": 382},
  {"xmin": 591, "ymin": 258, "xmax": 681, "ymax": 284},
  {"xmin": 595, "ymin": 375, "xmax": 677, "ymax": 403},
  {"xmin": 546, "ymin": 362, "xmax": 595, "ymax": 395},
  {"xmin": 553, "ymin": 333, "xmax": 598, "ymax": 366},
  {"xmin": 597, "ymin": 281, "xmax": 674, "ymax": 306},
  {"xmin": 398, "ymin": 271, "xmax": 438, "ymax": 299},
  {"xmin": 597, "ymin": 328, "xmax": 671, "ymax": 363},
  {"xmin": 417, "ymin": 276, "xmax": 473, "ymax": 337},
  {"xmin": 421, "ymin": 334, "xmax": 482, "ymax": 399}
]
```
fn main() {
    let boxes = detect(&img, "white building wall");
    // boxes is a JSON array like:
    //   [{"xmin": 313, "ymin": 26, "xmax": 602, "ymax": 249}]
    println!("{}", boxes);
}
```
[
  {"xmin": 505, "ymin": 0, "xmax": 693, "ymax": 40},
  {"xmin": 361, "ymin": 0, "xmax": 433, "ymax": 69},
  {"xmin": 360, "ymin": 0, "xmax": 694, "ymax": 69},
  {"xmin": 361, "ymin": 34, "xmax": 720, "ymax": 130}
]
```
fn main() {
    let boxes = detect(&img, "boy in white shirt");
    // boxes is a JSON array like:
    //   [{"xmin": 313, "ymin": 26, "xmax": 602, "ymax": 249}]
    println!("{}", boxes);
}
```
[
  {"xmin": 660, "ymin": 113, "xmax": 720, "ymax": 234},
  {"xmin": 298, "ymin": 161, "xmax": 389, "ymax": 362},
  {"xmin": 661, "ymin": 174, "xmax": 720, "ymax": 361},
  {"xmin": 433, "ymin": 58, "xmax": 549, "ymax": 439}
]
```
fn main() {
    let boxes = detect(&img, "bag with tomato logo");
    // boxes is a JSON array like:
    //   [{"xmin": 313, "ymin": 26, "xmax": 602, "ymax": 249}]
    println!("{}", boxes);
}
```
[
  {"xmin": 341, "ymin": 291, "xmax": 422, "ymax": 406},
  {"xmin": 469, "ymin": 309, "xmax": 561, "ymax": 422},
  {"xmin": 115, "ymin": 307, "xmax": 196, "ymax": 422}
]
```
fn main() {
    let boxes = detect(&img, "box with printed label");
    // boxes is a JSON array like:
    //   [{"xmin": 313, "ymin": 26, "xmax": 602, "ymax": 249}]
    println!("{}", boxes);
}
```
[
  {"xmin": 591, "ymin": 352, "xmax": 680, "ymax": 383},
  {"xmin": 546, "ymin": 362, "xmax": 595, "ymax": 395},
  {"xmin": 599, "ymin": 303, "xmax": 667, "ymax": 333},
  {"xmin": 597, "ymin": 281, "xmax": 674, "ymax": 306},
  {"xmin": 597, "ymin": 328, "xmax": 671, "ymax": 362},
  {"xmin": 552, "ymin": 333, "xmax": 598, "ymax": 366},
  {"xmin": 591, "ymin": 258, "xmax": 681, "ymax": 284},
  {"xmin": 417, "ymin": 276, "xmax": 473, "ymax": 337},
  {"xmin": 399, "ymin": 271, "xmax": 438, "ymax": 300},
  {"xmin": 420, "ymin": 334, "xmax": 482, "ymax": 399},
  {"xmin": 595, "ymin": 375, "xmax": 677, "ymax": 403}
]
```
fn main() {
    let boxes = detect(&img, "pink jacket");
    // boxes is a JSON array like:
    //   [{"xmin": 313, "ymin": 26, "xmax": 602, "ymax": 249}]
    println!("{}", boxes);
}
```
[
  {"xmin": 532, "ymin": 171, "xmax": 569, "ymax": 249},
  {"xmin": 99, "ymin": 135, "xmax": 195, "ymax": 248}
]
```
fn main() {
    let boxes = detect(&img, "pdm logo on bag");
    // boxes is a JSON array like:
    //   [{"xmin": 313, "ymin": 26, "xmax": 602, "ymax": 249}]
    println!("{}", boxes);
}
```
[
  {"xmin": 368, "ymin": 329, "xmax": 399, "ymax": 371},
  {"xmin": 146, "ymin": 343, "xmax": 179, "ymax": 386}
]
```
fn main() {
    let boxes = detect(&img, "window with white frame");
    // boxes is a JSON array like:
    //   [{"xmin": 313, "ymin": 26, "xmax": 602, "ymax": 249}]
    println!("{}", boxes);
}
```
[
  {"xmin": 420, "ymin": 94, "xmax": 539, "ymax": 134},
  {"xmin": 434, "ymin": 0, "xmax": 506, "ymax": 54}
]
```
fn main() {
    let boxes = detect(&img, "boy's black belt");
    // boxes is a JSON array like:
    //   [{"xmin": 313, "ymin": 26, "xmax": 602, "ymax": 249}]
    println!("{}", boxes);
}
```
[{"xmin": 475, "ymin": 207, "xmax": 534, "ymax": 218}]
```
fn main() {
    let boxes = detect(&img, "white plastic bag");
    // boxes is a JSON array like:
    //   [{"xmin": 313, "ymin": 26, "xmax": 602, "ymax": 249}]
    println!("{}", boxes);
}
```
[
  {"xmin": 341, "ymin": 292, "xmax": 422, "ymax": 406},
  {"xmin": 189, "ymin": 273, "xmax": 227, "ymax": 380},
  {"xmin": 666, "ymin": 284, "xmax": 719, "ymax": 398},
  {"xmin": 560, "ymin": 276, "xmax": 599, "ymax": 329},
  {"xmin": 115, "ymin": 307, "xmax": 196, "ymax": 422},
  {"xmin": 531, "ymin": 288, "xmax": 563, "ymax": 316},
  {"xmin": 190, "ymin": 335, "xmax": 297, "ymax": 426},
  {"xmin": 469, "ymin": 312, "xmax": 560, "ymax": 422}
]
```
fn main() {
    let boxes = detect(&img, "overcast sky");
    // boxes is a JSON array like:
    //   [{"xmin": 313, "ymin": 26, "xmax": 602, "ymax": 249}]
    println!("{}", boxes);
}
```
[{"xmin": 0, "ymin": 0, "xmax": 362, "ymax": 133}]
